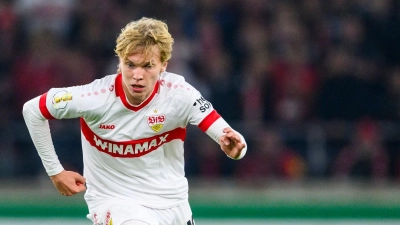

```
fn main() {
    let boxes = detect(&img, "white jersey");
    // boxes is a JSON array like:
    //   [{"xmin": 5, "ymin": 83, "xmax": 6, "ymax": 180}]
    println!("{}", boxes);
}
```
[{"xmin": 25, "ymin": 72, "xmax": 242, "ymax": 210}]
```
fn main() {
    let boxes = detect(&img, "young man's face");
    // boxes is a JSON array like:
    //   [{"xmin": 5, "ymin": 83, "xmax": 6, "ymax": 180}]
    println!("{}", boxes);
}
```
[{"xmin": 120, "ymin": 49, "xmax": 167, "ymax": 105}]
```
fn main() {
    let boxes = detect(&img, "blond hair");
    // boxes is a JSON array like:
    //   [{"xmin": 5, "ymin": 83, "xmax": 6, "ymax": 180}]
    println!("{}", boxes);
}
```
[{"xmin": 115, "ymin": 17, "xmax": 174, "ymax": 63}]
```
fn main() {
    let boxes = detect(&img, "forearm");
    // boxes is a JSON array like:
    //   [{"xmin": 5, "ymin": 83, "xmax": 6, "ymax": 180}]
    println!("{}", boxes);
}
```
[{"xmin": 22, "ymin": 96, "xmax": 64, "ymax": 176}]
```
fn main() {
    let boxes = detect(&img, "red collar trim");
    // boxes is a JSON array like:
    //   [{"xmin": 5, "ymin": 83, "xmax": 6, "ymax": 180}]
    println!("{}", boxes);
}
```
[{"xmin": 115, "ymin": 73, "xmax": 160, "ymax": 111}]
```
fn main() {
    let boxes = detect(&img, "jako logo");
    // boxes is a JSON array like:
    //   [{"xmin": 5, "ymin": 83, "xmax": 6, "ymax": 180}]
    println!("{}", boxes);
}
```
[{"xmin": 99, "ymin": 124, "xmax": 115, "ymax": 129}]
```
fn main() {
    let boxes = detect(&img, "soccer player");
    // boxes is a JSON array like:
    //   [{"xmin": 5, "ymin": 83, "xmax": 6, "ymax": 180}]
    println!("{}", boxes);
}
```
[{"xmin": 22, "ymin": 17, "xmax": 247, "ymax": 225}]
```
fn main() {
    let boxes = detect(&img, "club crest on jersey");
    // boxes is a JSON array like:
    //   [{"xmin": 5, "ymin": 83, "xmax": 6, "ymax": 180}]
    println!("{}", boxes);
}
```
[
  {"xmin": 52, "ymin": 90, "xmax": 72, "ymax": 109},
  {"xmin": 147, "ymin": 114, "xmax": 165, "ymax": 132}
]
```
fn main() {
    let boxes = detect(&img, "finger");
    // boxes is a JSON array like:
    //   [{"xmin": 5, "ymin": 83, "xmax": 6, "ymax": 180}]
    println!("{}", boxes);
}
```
[
  {"xmin": 223, "ymin": 127, "xmax": 230, "ymax": 133},
  {"xmin": 61, "ymin": 191, "xmax": 71, "ymax": 196},
  {"xmin": 220, "ymin": 136, "xmax": 231, "ymax": 145},
  {"xmin": 76, "ymin": 182, "xmax": 87, "ymax": 192},
  {"xmin": 224, "ymin": 132, "xmax": 241, "ymax": 143},
  {"xmin": 73, "ymin": 173, "xmax": 86, "ymax": 184},
  {"xmin": 237, "ymin": 142, "xmax": 246, "ymax": 150},
  {"xmin": 223, "ymin": 128, "xmax": 236, "ymax": 137}
]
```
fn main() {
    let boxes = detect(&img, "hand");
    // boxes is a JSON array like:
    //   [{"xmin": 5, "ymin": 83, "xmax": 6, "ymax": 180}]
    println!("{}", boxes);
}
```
[
  {"xmin": 50, "ymin": 170, "xmax": 86, "ymax": 196},
  {"xmin": 218, "ymin": 127, "xmax": 246, "ymax": 159}
]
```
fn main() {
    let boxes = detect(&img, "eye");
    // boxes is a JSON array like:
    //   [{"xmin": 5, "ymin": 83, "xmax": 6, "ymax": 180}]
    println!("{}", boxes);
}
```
[
  {"xmin": 145, "ymin": 64, "xmax": 153, "ymax": 68},
  {"xmin": 125, "ymin": 62, "xmax": 134, "ymax": 68}
]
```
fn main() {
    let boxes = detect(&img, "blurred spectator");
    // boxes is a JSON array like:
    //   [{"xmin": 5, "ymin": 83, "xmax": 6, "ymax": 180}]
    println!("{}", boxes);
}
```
[
  {"xmin": 268, "ymin": 2, "xmax": 320, "ymax": 123},
  {"xmin": 195, "ymin": 133, "xmax": 224, "ymax": 180},
  {"xmin": 235, "ymin": 128, "xmax": 307, "ymax": 185},
  {"xmin": 240, "ymin": 51, "xmax": 273, "ymax": 123},
  {"xmin": 68, "ymin": 0, "xmax": 118, "ymax": 77},
  {"xmin": 0, "ymin": 0, "xmax": 18, "ymax": 76},
  {"xmin": 316, "ymin": 47, "xmax": 365, "ymax": 120},
  {"xmin": 0, "ymin": 0, "xmax": 16, "ymax": 122},
  {"xmin": 360, "ymin": 0, "xmax": 400, "ymax": 66},
  {"xmin": 316, "ymin": 45, "xmax": 391, "ymax": 121},
  {"xmin": 236, "ymin": 16, "xmax": 273, "ymax": 122},
  {"xmin": 354, "ymin": 56, "xmax": 391, "ymax": 119},
  {"xmin": 167, "ymin": 17, "xmax": 211, "ymax": 101},
  {"xmin": 0, "ymin": 0, "xmax": 17, "ymax": 177},
  {"xmin": 57, "ymin": 47, "xmax": 97, "ymax": 86},
  {"xmin": 386, "ymin": 66, "xmax": 400, "ymax": 120},
  {"xmin": 331, "ymin": 118, "xmax": 389, "ymax": 181},
  {"xmin": 206, "ymin": 49, "xmax": 243, "ymax": 123},
  {"xmin": 11, "ymin": 29, "xmax": 61, "ymax": 116},
  {"xmin": 14, "ymin": 0, "xmax": 76, "ymax": 38}
]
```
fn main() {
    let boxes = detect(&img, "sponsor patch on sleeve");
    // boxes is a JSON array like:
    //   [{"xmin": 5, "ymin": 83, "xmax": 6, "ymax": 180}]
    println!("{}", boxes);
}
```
[
  {"xmin": 52, "ymin": 90, "xmax": 72, "ymax": 109},
  {"xmin": 192, "ymin": 96, "xmax": 213, "ymax": 113}
]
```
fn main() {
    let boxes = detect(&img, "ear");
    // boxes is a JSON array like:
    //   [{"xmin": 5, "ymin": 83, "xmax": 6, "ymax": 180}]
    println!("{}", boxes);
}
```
[
  {"xmin": 160, "ymin": 61, "xmax": 168, "ymax": 72},
  {"xmin": 117, "ymin": 58, "xmax": 123, "ymax": 73}
]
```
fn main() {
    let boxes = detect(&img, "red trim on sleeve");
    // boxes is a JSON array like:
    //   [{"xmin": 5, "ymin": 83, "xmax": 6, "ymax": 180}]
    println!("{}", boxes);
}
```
[
  {"xmin": 39, "ymin": 92, "xmax": 55, "ymax": 120},
  {"xmin": 198, "ymin": 110, "xmax": 221, "ymax": 132}
]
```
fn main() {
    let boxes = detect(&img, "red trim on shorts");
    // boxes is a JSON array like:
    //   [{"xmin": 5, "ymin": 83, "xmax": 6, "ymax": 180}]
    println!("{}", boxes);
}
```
[
  {"xmin": 198, "ymin": 110, "xmax": 221, "ymax": 132},
  {"xmin": 39, "ymin": 92, "xmax": 55, "ymax": 120},
  {"xmin": 80, "ymin": 118, "xmax": 186, "ymax": 158},
  {"xmin": 115, "ymin": 73, "xmax": 160, "ymax": 112}
]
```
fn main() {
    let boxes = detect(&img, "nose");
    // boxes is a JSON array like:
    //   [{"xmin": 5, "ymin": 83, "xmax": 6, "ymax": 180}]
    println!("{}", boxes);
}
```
[{"xmin": 132, "ymin": 67, "xmax": 144, "ymax": 80}]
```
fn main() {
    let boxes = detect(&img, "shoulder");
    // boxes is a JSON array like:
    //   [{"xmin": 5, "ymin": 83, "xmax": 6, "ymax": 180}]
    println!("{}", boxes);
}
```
[
  {"xmin": 76, "ymin": 74, "xmax": 118, "ymax": 102},
  {"xmin": 159, "ymin": 72, "xmax": 200, "ymax": 104},
  {"xmin": 48, "ymin": 74, "xmax": 118, "ymax": 107},
  {"xmin": 159, "ymin": 71, "xmax": 210, "ymax": 111},
  {"xmin": 160, "ymin": 72, "xmax": 196, "ymax": 95},
  {"xmin": 74, "ymin": 74, "xmax": 117, "ymax": 95},
  {"xmin": 87, "ymin": 74, "xmax": 117, "ymax": 90},
  {"xmin": 160, "ymin": 72, "xmax": 185, "ymax": 85}
]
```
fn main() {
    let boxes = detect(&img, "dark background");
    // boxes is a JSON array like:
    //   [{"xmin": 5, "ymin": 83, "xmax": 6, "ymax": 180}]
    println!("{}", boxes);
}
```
[{"xmin": 2, "ymin": 0, "xmax": 400, "ymax": 186}]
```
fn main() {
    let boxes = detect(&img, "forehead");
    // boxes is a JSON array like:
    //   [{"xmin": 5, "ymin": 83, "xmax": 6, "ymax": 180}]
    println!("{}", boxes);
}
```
[{"xmin": 125, "ymin": 46, "xmax": 161, "ymax": 63}]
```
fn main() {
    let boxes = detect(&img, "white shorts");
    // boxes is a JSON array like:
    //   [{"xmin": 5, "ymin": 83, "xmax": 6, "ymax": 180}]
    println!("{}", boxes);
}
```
[{"xmin": 87, "ymin": 200, "xmax": 194, "ymax": 225}]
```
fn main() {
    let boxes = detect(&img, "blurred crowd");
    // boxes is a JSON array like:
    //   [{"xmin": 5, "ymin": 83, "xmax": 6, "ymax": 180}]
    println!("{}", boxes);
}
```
[{"xmin": 2, "ymin": 0, "xmax": 400, "ymax": 184}]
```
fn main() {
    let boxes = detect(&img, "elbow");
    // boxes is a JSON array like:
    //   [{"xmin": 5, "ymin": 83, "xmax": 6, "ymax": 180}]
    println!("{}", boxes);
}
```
[
  {"xmin": 22, "ymin": 101, "xmax": 30, "ymax": 119},
  {"xmin": 22, "ymin": 98, "xmax": 42, "ymax": 121}
]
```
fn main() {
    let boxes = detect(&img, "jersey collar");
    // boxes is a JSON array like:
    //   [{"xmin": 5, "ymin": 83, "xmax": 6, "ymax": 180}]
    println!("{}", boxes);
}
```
[{"xmin": 115, "ymin": 73, "xmax": 160, "ymax": 112}]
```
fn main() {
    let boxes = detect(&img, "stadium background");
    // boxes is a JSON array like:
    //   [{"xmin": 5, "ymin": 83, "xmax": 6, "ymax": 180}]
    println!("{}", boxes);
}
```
[{"xmin": 1, "ymin": 0, "xmax": 400, "ymax": 224}]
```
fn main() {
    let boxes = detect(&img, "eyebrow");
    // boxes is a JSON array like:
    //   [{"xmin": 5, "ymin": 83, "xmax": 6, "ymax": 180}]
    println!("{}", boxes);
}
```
[{"xmin": 125, "ymin": 60, "xmax": 153, "ymax": 66}]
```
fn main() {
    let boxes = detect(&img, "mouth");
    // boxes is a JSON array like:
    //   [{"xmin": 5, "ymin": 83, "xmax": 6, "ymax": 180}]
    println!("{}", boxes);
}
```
[{"xmin": 131, "ymin": 84, "xmax": 145, "ymax": 92}]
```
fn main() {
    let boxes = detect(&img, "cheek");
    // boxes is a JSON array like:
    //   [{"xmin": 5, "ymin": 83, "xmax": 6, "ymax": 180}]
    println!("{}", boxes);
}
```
[
  {"xmin": 149, "ymin": 75, "xmax": 160, "ymax": 84},
  {"xmin": 146, "ymin": 73, "xmax": 160, "ymax": 84},
  {"xmin": 121, "ymin": 74, "xmax": 130, "ymax": 86}
]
